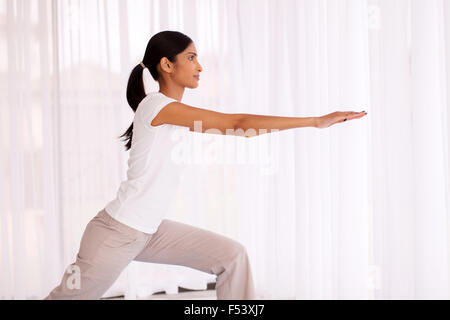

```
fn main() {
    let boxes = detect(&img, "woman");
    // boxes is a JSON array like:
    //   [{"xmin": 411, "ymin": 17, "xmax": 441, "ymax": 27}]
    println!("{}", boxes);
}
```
[{"xmin": 44, "ymin": 30, "xmax": 366, "ymax": 300}]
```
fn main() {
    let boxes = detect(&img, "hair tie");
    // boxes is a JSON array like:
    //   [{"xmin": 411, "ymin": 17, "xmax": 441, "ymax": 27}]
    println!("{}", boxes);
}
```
[{"xmin": 140, "ymin": 61, "xmax": 146, "ymax": 69}]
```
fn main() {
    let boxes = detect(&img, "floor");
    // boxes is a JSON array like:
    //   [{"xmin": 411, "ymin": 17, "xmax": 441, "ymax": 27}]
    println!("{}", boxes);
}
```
[{"xmin": 102, "ymin": 289, "xmax": 217, "ymax": 300}]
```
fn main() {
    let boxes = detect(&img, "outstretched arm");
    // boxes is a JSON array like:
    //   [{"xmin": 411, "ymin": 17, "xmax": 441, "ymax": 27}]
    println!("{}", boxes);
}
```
[{"xmin": 152, "ymin": 101, "xmax": 367, "ymax": 138}]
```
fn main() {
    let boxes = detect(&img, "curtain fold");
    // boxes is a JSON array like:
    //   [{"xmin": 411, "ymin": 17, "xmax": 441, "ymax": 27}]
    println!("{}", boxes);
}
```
[{"xmin": 1, "ymin": 0, "xmax": 450, "ymax": 300}]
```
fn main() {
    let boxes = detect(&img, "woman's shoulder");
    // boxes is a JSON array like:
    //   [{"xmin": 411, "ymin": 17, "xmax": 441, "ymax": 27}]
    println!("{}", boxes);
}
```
[
  {"xmin": 137, "ymin": 92, "xmax": 160, "ymax": 110},
  {"xmin": 141, "ymin": 91, "xmax": 175, "ymax": 106}
]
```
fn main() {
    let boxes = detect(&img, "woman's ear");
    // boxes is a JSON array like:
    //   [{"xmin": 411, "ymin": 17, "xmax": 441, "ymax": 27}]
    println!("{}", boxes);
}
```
[{"xmin": 159, "ymin": 57, "xmax": 173, "ymax": 74}]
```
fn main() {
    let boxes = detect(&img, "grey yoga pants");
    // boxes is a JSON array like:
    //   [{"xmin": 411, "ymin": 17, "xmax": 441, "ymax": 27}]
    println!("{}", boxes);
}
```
[{"xmin": 44, "ymin": 208, "xmax": 256, "ymax": 300}]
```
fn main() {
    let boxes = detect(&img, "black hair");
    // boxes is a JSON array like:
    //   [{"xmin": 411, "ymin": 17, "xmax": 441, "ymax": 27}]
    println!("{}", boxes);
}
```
[{"xmin": 118, "ymin": 30, "xmax": 193, "ymax": 151}]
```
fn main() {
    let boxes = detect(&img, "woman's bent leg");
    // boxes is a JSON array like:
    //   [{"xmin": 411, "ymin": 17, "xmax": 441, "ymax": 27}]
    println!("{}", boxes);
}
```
[
  {"xmin": 134, "ymin": 219, "xmax": 256, "ymax": 300},
  {"xmin": 44, "ymin": 209, "xmax": 151, "ymax": 300}
]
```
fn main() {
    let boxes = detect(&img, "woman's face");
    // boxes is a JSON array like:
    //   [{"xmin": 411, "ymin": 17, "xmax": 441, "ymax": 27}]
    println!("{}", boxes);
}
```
[{"xmin": 161, "ymin": 42, "xmax": 203, "ymax": 89}]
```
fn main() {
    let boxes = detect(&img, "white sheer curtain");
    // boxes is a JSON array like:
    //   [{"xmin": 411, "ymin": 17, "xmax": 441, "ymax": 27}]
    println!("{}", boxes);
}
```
[{"xmin": 1, "ymin": 0, "xmax": 450, "ymax": 300}]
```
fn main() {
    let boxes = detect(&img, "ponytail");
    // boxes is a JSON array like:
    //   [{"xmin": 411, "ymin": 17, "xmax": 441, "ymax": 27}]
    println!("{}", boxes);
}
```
[{"xmin": 118, "ymin": 63, "xmax": 146, "ymax": 151}]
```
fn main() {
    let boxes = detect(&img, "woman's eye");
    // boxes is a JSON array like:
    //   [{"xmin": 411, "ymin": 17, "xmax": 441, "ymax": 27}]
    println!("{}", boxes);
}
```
[{"xmin": 189, "ymin": 56, "xmax": 195, "ymax": 61}]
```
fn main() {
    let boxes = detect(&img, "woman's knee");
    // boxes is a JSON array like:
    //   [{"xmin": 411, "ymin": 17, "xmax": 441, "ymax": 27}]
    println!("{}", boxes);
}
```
[{"xmin": 226, "ymin": 239, "xmax": 248, "ymax": 260}]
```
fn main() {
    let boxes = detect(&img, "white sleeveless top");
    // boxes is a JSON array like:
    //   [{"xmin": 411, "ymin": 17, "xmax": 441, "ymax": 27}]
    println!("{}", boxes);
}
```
[{"xmin": 105, "ymin": 91, "xmax": 187, "ymax": 234}]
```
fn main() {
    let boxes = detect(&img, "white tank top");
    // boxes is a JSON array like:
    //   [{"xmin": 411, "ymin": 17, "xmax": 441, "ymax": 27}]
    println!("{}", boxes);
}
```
[{"xmin": 105, "ymin": 91, "xmax": 187, "ymax": 234}]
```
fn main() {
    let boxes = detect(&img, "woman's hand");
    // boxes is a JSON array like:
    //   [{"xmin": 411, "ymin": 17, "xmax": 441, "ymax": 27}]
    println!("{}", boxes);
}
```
[{"xmin": 315, "ymin": 111, "xmax": 367, "ymax": 129}]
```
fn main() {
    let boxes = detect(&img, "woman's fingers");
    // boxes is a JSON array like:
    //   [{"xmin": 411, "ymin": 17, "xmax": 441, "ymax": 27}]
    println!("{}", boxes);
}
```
[
  {"xmin": 341, "ymin": 111, "xmax": 367, "ymax": 122},
  {"xmin": 352, "ymin": 112, "xmax": 366, "ymax": 118},
  {"xmin": 343, "ymin": 111, "xmax": 365, "ymax": 116}
]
